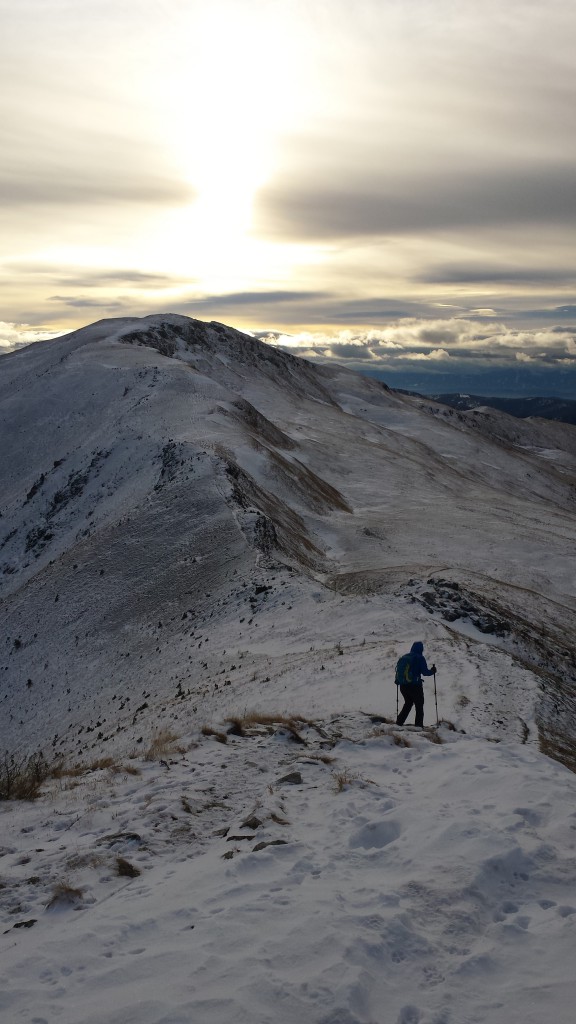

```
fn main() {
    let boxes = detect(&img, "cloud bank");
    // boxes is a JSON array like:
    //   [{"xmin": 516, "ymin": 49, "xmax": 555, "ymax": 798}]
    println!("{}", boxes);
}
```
[
  {"xmin": 264, "ymin": 319, "xmax": 576, "ymax": 372},
  {"xmin": 0, "ymin": 322, "xmax": 60, "ymax": 351}
]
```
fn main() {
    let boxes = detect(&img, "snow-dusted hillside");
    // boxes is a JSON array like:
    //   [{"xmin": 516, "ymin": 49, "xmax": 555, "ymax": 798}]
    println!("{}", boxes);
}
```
[
  {"xmin": 1, "ymin": 314, "xmax": 576, "ymax": 1023},
  {"xmin": 1, "ymin": 313, "xmax": 575, "ymax": 764}
]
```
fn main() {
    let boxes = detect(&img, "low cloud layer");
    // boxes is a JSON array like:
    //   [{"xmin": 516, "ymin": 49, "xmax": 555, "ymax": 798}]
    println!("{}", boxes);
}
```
[
  {"xmin": 264, "ymin": 319, "xmax": 576, "ymax": 372},
  {"xmin": 0, "ymin": 322, "xmax": 60, "ymax": 351}
]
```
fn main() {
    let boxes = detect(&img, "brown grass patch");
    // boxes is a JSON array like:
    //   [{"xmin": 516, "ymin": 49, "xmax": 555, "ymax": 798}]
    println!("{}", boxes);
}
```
[
  {"xmin": 392, "ymin": 733, "xmax": 412, "ymax": 748},
  {"xmin": 0, "ymin": 751, "xmax": 52, "ymax": 801},
  {"xmin": 143, "ymin": 728, "xmax": 182, "ymax": 761},
  {"xmin": 201, "ymin": 725, "xmax": 228, "ymax": 744},
  {"xmin": 65, "ymin": 852, "xmax": 105, "ymax": 871},
  {"xmin": 225, "ymin": 711, "xmax": 312, "ymax": 744},
  {"xmin": 298, "ymin": 752, "xmax": 335, "ymax": 765},
  {"xmin": 332, "ymin": 768, "xmax": 360, "ymax": 792},
  {"xmin": 426, "ymin": 730, "xmax": 445, "ymax": 745},
  {"xmin": 46, "ymin": 882, "xmax": 84, "ymax": 909},
  {"xmin": 53, "ymin": 758, "xmax": 142, "ymax": 780},
  {"xmin": 116, "ymin": 856, "xmax": 141, "ymax": 878}
]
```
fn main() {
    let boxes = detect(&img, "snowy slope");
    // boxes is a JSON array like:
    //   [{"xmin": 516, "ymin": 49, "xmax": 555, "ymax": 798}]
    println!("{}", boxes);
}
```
[
  {"xmin": 2, "ymin": 703, "xmax": 576, "ymax": 1024},
  {"xmin": 2, "ymin": 313, "xmax": 576, "ymax": 1022},
  {"xmin": 1, "ymin": 314, "xmax": 575, "ymax": 765}
]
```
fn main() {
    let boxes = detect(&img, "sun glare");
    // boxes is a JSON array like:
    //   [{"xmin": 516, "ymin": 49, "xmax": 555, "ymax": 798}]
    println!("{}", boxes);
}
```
[{"xmin": 148, "ymin": 2, "xmax": 307, "ymax": 291}]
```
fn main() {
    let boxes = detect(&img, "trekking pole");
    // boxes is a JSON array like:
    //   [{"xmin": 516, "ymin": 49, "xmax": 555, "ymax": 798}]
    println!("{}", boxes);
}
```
[{"xmin": 433, "ymin": 670, "xmax": 439, "ymax": 726}]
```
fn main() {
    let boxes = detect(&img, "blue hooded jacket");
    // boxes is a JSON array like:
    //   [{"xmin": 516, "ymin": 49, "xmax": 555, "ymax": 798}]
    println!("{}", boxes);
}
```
[{"xmin": 406, "ymin": 641, "xmax": 434, "ymax": 684}]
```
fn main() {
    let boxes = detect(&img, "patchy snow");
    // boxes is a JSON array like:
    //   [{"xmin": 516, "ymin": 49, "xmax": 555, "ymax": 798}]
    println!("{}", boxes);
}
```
[{"xmin": 517, "ymin": 446, "xmax": 566, "ymax": 461}]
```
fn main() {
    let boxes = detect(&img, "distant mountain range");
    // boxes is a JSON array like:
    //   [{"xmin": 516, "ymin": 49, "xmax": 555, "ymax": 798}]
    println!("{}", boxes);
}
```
[{"xmin": 398, "ymin": 390, "xmax": 576, "ymax": 424}]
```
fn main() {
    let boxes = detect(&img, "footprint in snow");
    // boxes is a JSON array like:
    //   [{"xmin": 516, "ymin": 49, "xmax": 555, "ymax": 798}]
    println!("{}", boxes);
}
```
[{"xmin": 349, "ymin": 820, "xmax": 401, "ymax": 849}]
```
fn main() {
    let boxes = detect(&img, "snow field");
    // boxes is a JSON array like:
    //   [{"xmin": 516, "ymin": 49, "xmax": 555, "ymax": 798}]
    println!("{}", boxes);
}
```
[{"xmin": 2, "ymin": 716, "xmax": 576, "ymax": 1024}]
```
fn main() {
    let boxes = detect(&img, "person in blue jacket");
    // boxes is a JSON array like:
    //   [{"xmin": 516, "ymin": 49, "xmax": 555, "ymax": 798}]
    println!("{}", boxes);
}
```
[{"xmin": 396, "ymin": 641, "xmax": 436, "ymax": 727}]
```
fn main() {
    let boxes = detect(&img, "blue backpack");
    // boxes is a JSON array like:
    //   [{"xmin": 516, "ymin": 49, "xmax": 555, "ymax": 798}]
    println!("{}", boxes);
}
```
[{"xmin": 395, "ymin": 653, "xmax": 417, "ymax": 685}]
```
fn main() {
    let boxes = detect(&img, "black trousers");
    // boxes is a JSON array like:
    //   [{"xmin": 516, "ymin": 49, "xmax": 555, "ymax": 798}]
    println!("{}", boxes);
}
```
[{"xmin": 396, "ymin": 683, "xmax": 424, "ymax": 727}]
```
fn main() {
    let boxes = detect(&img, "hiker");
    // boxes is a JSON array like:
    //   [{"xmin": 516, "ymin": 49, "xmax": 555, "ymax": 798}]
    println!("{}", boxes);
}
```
[{"xmin": 395, "ymin": 641, "xmax": 436, "ymax": 728}]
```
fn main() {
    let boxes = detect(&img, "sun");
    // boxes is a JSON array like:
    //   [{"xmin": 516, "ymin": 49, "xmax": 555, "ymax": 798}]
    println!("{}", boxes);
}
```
[{"xmin": 145, "ymin": 2, "xmax": 308, "ymax": 290}]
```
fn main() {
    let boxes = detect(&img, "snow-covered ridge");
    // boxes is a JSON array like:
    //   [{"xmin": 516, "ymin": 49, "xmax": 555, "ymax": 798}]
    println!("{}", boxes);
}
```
[{"xmin": 0, "ymin": 312, "xmax": 575, "ymax": 770}]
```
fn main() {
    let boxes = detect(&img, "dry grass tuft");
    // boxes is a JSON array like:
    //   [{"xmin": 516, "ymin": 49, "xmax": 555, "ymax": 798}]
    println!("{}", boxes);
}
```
[
  {"xmin": 144, "ymin": 728, "xmax": 182, "ymax": 761},
  {"xmin": 51, "ymin": 760, "xmax": 83, "ymax": 780},
  {"xmin": 46, "ymin": 882, "xmax": 84, "ymax": 909},
  {"xmin": 332, "ymin": 768, "xmax": 359, "ymax": 792},
  {"xmin": 225, "ymin": 711, "xmax": 311, "ymax": 744},
  {"xmin": 224, "ymin": 716, "xmax": 245, "ymax": 736},
  {"xmin": 0, "ymin": 751, "xmax": 52, "ymax": 801},
  {"xmin": 299, "ymin": 752, "xmax": 335, "ymax": 765},
  {"xmin": 116, "ymin": 856, "xmax": 141, "ymax": 878},
  {"xmin": 270, "ymin": 812, "xmax": 291, "ymax": 826},
  {"xmin": 437, "ymin": 719, "xmax": 458, "ymax": 731},
  {"xmin": 331, "ymin": 766, "xmax": 375, "ymax": 792},
  {"xmin": 201, "ymin": 725, "xmax": 228, "ymax": 744},
  {"xmin": 88, "ymin": 756, "xmax": 116, "ymax": 772},
  {"xmin": 53, "ymin": 757, "xmax": 142, "ymax": 780},
  {"xmin": 392, "ymin": 733, "xmax": 412, "ymax": 748},
  {"xmin": 65, "ymin": 852, "xmax": 105, "ymax": 871},
  {"xmin": 115, "ymin": 763, "xmax": 142, "ymax": 776},
  {"xmin": 426, "ymin": 730, "xmax": 445, "ymax": 745}
]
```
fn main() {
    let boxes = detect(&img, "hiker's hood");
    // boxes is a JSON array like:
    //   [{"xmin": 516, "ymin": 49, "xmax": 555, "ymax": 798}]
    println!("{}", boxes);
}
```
[{"xmin": 410, "ymin": 641, "xmax": 424, "ymax": 655}]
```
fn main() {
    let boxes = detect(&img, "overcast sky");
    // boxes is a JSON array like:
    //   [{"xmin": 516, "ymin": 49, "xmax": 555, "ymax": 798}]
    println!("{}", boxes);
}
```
[{"xmin": 1, "ymin": 0, "xmax": 575, "ymax": 389}]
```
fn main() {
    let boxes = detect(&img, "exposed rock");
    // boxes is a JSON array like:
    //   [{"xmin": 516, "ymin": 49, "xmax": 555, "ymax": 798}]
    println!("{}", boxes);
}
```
[
  {"xmin": 277, "ymin": 771, "xmax": 302, "ymax": 786},
  {"xmin": 253, "ymin": 840, "xmax": 289, "ymax": 852},
  {"xmin": 241, "ymin": 815, "xmax": 263, "ymax": 830}
]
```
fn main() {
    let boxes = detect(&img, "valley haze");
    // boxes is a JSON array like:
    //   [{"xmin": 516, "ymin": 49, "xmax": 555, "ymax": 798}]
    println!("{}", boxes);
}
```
[{"xmin": 1, "ymin": 313, "xmax": 576, "ymax": 1024}]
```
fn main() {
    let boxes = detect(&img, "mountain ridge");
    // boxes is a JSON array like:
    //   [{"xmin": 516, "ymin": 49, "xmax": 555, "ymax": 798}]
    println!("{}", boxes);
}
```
[
  {"xmin": 398, "ymin": 389, "xmax": 576, "ymax": 425},
  {"xmin": 1, "ymin": 314, "xmax": 575, "ymax": 771}
]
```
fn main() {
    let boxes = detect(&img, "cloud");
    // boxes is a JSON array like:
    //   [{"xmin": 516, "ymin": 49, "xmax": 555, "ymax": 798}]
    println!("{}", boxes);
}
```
[
  {"xmin": 177, "ymin": 290, "xmax": 331, "ymax": 313},
  {"xmin": 405, "ymin": 349, "xmax": 451, "ymax": 362},
  {"xmin": 266, "ymin": 318, "xmax": 576, "ymax": 372},
  {"xmin": 421, "ymin": 264, "xmax": 576, "ymax": 286},
  {"xmin": 327, "ymin": 343, "xmax": 374, "ymax": 360},
  {"xmin": 255, "ymin": 165, "xmax": 576, "ymax": 242},
  {"xmin": 0, "ymin": 322, "xmax": 60, "ymax": 351},
  {"xmin": 58, "ymin": 270, "xmax": 180, "ymax": 288},
  {"xmin": 0, "ymin": 174, "xmax": 192, "ymax": 209},
  {"xmin": 4, "ymin": 264, "xmax": 180, "ymax": 288},
  {"xmin": 48, "ymin": 296, "xmax": 129, "ymax": 310},
  {"xmin": 522, "ymin": 305, "xmax": 576, "ymax": 320}
]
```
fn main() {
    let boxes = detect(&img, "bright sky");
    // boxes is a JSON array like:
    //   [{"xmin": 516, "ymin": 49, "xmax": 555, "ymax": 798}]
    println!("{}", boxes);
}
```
[{"xmin": 1, "ymin": 0, "xmax": 576, "ymax": 388}]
